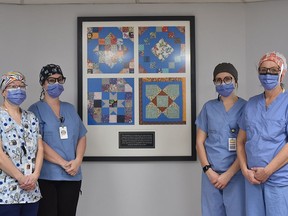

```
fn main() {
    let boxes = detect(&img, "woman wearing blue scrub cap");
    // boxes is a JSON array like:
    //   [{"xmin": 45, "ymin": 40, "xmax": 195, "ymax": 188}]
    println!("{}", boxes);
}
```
[
  {"xmin": 237, "ymin": 51, "xmax": 288, "ymax": 216},
  {"xmin": 195, "ymin": 63, "xmax": 246, "ymax": 216}
]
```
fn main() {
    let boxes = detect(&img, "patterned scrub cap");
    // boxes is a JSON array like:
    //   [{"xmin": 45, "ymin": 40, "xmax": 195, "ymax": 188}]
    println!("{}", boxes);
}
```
[
  {"xmin": 0, "ymin": 71, "xmax": 26, "ymax": 91},
  {"xmin": 258, "ymin": 51, "xmax": 287, "ymax": 75},
  {"xmin": 39, "ymin": 64, "xmax": 64, "ymax": 85}
]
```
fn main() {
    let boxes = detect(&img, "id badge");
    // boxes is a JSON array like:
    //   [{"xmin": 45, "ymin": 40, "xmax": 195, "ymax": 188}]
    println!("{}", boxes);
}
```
[
  {"xmin": 24, "ymin": 163, "xmax": 32, "ymax": 175},
  {"xmin": 59, "ymin": 126, "xmax": 68, "ymax": 139},
  {"xmin": 228, "ymin": 138, "xmax": 236, "ymax": 151}
]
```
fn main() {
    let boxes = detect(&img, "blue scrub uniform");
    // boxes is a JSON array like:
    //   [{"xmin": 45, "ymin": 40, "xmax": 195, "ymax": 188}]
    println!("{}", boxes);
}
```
[
  {"xmin": 28, "ymin": 101, "xmax": 87, "ymax": 181},
  {"xmin": 238, "ymin": 91, "xmax": 288, "ymax": 216},
  {"xmin": 196, "ymin": 97, "xmax": 246, "ymax": 216}
]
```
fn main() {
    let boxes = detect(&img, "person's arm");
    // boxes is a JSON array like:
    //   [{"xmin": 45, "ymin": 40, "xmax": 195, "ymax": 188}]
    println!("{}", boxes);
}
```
[
  {"xmin": 22, "ymin": 137, "xmax": 44, "ymax": 190},
  {"xmin": 216, "ymin": 158, "xmax": 241, "ymax": 189},
  {"xmin": 237, "ymin": 129, "xmax": 260, "ymax": 184},
  {"xmin": 236, "ymin": 129, "xmax": 247, "ymax": 172},
  {"xmin": 34, "ymin": 138, "xmax": 44, "ymax": 177},
  {"xmin": 196, "ymin": 128, "xmax": 209, "ymax": 167},
  {"xmin": 0, "ymin": 141, "xmax": 28, "ymax": 188},
  {"xmin": 196, "ymin": 128, "xmax": 220, "ymax": 187},
  {"xmin": 252, "ymin": 143, "xmax": 288, "ymax": 183},
  {"xmin": 42, "ymin": 141, "xmax": 68, "ymax": 168},
  {"xmin": 75, "ymin": 136, "xmax": 86, "ymax": 163},
  {"xmin": 65, "ymin": 136, "xmax": 86, "ymax": 176}
]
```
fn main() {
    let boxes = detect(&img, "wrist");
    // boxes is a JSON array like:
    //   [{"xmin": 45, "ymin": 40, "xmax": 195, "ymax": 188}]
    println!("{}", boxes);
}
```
[
  {"xmin": 59, "ymin": 160, "xmax": 68, "ymax": 167},
  {"xmin": 202, "ymin": 164, "xmax": 212, "ymax": 173},
  {"xmin": 75, "ymin": 157, "xmax": 83, "ymax": 164},
  {"xmin": 240, "ymin": 164, "xmax": 249, "ymax": 172},
  {"xmin": 33, "ymin": 170, "xmax": 40, "ymax": 177},
  {"xmin": 15, "ymin": 172, "xmax": 24, "ymax": 182},
  {"xmin": 264, "ymin": 166, "xmax": 272, "ymax": 177}
]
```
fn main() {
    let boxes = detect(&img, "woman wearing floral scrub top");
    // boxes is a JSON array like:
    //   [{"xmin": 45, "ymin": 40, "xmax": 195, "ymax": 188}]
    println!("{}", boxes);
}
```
[{"xmin": 0, "ymin": 71, "xmax": 43, "ymax": 216}]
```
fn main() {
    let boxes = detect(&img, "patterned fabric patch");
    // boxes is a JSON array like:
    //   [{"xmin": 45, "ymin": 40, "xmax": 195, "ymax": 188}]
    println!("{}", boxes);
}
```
[
  {"xmin": 87, "ymin": 27, "xmax": 134, "ymax": 74},
  {"xmin": 151, "ymin": 38, "xmax": 174, "ymax": 61},
  {"xmin": 0, "ymin": 109, "xmax": 41, "ymax": 204},
  {"xmin": 139, "ymin": 78, "xmax": 186, "ymax": 124},
  {"xmin": 87, "ymin": 78, "xmax": 134, "ymax": 125},
  {"xmin": 139, "ymin": 26, "xmax": 186, "ymax": 73}
]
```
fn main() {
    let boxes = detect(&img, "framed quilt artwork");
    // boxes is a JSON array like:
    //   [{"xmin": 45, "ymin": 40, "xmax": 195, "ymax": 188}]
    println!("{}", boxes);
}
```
[{"xmin": 77, "ymin": 16, "xmax": 196, "ymax": 161}]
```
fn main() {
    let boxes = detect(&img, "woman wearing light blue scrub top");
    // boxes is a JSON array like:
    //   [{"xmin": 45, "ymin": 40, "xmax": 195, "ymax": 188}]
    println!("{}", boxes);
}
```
[
  {"xmin": 28, "ymin": 64, "xmax": 87, "ymax": 216},
  {"xmin": 196, "ymin": 63, "xmax": 246, "ymax": 216},
  {"xmin": 237, "ymin": 51, "xmax": 288, "ymax": 216}
]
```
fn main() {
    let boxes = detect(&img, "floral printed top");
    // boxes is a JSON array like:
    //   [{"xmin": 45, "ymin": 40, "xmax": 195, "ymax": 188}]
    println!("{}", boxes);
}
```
[{"xmin": 0, "ymin": 108, "xmax": 42, "ymax": 204}]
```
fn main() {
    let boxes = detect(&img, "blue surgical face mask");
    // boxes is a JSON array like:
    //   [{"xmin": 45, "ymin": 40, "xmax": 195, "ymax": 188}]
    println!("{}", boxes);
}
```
[
  {"xmin": 258, "ymin": 74, "xmax": 279, "ymax": 90},
  {"xmin": 6, "ymin": 89, "xmax": 27, "ymax": 106},
  {"xmin": 215, "ymin": 83, "xmax": 235, "ymax": 97},
  {"xmin": 46, "ymin": 83, "xmax": 64, "ymax": 98}
]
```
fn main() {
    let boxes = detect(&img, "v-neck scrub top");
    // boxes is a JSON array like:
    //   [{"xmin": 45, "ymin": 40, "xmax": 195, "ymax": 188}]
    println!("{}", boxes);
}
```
[
  {"xmin": 238, "ymin": 91, "xmax": 288, "ymax": 186},
  {"xmin": 196, "ymin": 97, "xmax": 246, "ymax": 172},
  {"xmin": 29, "ymin": 101, "xmax": 87, "ymax": 181},
  {"xmin": 0, "ymin": 108, "xmax": 42, "ymax": 204}
]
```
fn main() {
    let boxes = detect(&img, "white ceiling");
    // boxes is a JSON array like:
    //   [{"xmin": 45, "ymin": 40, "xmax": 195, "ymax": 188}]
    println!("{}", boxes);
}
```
[{"xmin": 0, "ymin": 0, "xmax": 273, "ymax": 4}]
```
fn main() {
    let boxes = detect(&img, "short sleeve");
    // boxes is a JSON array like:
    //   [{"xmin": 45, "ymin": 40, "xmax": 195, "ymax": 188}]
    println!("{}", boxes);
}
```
[
  {"xmin": 68, "ymin": 104, "xmax": 87, "ymax": 139},
  {"xmin": 78, "ymin": 115, "xmax": 87, "ymax": 139},
  {"xmin": 237, "ymin": 105, "xmax": 247, "ymax": 131},
  {"xmin": 195, "ymin": 103, "xmax": 208, "ymax": 133},
  {"xmin": 28, "ymin": 103, "xmax": 44, "ymax": 137}
]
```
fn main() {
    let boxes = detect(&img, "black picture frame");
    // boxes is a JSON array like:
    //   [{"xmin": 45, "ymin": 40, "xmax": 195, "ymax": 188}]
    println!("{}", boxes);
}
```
[{"xmin": 77, "ymin": 16, "xmax": 196, "ymax": 161}]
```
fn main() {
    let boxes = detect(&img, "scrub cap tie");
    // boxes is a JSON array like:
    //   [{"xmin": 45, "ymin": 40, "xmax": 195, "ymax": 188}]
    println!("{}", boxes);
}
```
[
  {"xmin": 258, "ymin": 51, "xmax": 287, "ymax": 75},
  {"xmin": 0, "ymin": 71, "xmax": 26, "ymax": 91}
]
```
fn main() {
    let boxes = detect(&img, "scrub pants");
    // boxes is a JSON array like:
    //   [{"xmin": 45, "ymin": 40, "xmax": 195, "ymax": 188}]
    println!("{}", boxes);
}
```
[
  {"xmin": 201, "ymin": 171, "xmax": 245, "ymax": 216},
  {"xmin": 37, "ymin": 179, "xmax": 82, "ymax": 216},
  {"xmin": 0, "ymin": 202, "xmax": 39, "ymax": 216},
  {"xmin": 245, "ymin": 179, "xmax": 288, "ymax": 216}
]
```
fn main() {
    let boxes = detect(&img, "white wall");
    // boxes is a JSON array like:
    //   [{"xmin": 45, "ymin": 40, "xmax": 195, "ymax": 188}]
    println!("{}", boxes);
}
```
[
  {"xmin": 0, "ymin": 1, "xmax": 286, "ymax": 215},
  {"xmin": 245, "ymin": 1, "xmax": 288, "ymax": 96}
]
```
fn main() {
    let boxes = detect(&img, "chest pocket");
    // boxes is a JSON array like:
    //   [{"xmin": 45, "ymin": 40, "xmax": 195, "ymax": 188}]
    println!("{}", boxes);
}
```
[
  {"xmin": 3, "ymin": 127, "xmax": 20, "ymax": 153},
  {"xmin": 43, "ymin": 131, "xmax": 57, "ymax": 147},
  {"xmin": 246, "ymin": 121, "xmax": 258, "ymax": 141},
  {"xmin": 262, "ymin": 119, "xmax": 286, "ymax": 143},
  {"xmin": 228, "ymin": 122, "xmax": 239, "ymax": 138}
]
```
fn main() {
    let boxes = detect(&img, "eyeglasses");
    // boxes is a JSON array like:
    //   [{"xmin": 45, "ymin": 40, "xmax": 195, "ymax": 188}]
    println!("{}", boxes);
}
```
[
  {"xmin": 46, "ymin": 76, "xmax": 66, "ymax": 84},
  {"xmin": 213, "ymin": 76, "xmax": 233, "ymax": 86},
  {"xmin": 6, "ymin": 84, "xmax": 27, "ymax": 90},
  {"xmin": 258, "ymin": 67, "xmax": 280, "ymax": 75}
]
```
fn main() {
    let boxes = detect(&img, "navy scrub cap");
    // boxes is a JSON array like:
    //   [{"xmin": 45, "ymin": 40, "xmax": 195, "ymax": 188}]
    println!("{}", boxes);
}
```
[
  {"xmin": 213, "ymin": 62, "xmax": 238, "ymax": 82},
  {"xmin": 39, "ymin": 64, "xmax": 64, "ymax": 85}
]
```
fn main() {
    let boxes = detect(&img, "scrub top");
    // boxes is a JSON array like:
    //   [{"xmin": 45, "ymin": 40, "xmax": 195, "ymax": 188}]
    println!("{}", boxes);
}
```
[
  {"xmin": 0, "ymin": 108, "xmax": 41, "ymax": 204},
  {"xmin": 238, "ymin": 91, "xmax": 288, "ymax": 186},
  {"xmin": 29, "ymin": 101, "xmax": 87, "ymax": 181},
  {"xmin": 196, "ymin": 97, "xmax": 246, "ymax": 172}
]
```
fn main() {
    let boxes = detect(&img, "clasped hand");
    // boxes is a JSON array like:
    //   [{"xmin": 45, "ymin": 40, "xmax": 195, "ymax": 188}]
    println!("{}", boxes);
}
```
[
  {"xmin": 18, "ymin": 173, "xmax": 38, "ymax": 191},
  {"xmin": 244, "ymin": 167, "xmax": 269, "ymax": 184},
  {"xmin": 62, "ymin": 159, "xmax": 81, "ymax": 176},
  {"xmin": 207, "ymin": 170, "xmax": 231, "ymax": 190}
]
